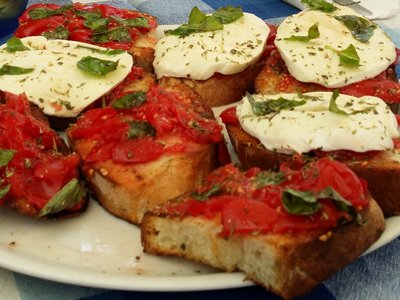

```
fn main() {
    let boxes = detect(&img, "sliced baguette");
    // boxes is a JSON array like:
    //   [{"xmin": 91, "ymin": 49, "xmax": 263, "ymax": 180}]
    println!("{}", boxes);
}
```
[
  {"xmin": 142, "ymin": 182, "xmax": 384, "ymax": 299},
  {"xmin": 71, "ymin": 138, "xmax": 216, "ymax": 224},
  {"xmin": 226, "ymin": 123, "xmax": 400, "ymax": 216}
]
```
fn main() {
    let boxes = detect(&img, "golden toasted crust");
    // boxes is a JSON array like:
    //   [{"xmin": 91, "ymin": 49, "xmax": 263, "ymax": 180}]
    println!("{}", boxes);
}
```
[
  {"xmin": 226, "ymin": 123, "xmax": 400, "ymax": 216},
  {"xmin": 129, "ymin": 29, "xmax": 157, "ymax": 72},
  {"xmin": 141, "ymin": 199, "xmax": 384, "ymax": 299},
  {"xmin": 71, "ymin": 138, "xmax": 217, "ymax": 224},
  {"xmin": 159, "ymin": 61, "xmax": 265, "ymax": 108}
]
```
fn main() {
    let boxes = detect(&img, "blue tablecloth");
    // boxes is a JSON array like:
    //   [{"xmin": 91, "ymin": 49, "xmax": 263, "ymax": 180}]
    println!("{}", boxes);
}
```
[{"xmin": 0, "ymin": 1, "xmax": 399, "ymax": 299}]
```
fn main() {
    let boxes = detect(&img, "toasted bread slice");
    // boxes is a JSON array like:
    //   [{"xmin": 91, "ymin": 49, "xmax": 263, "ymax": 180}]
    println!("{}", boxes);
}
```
[
  {"xmin": 226, "ymin": 122, "xmax": 400, "ymax": 216},
  {"xmin": 141, "ymin": 162, "xmax": 385, "ymax": 299},
  {"xmin": 71, "ymin": 137, "xmax": 216, "ymax": 224},
  {"xmin": 159, "ymin": 61, "xmax": 265, "ymax": 108}
]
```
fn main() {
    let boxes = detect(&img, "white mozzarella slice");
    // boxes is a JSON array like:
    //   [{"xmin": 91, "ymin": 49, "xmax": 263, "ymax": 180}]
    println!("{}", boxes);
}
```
[
  {"xmin": 153, "ymin": 13, "xmax": 270, "ymax": 80},
  {"xmin": 0, "ymin": 36, "xmax": 133, "ymax": 117},
  {"xmin": 274, "ymin": 5, "xmax": 397, "ymax": 88},
  {"xmin": 237, "ymin": 92, "xmax": 399, "ymax": 154}
]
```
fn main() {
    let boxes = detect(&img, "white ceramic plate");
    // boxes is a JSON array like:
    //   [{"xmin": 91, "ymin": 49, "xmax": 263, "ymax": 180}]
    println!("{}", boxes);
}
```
[{"xmin": 0, "ymin": 199, "xmax": 399, "ymax": 291}]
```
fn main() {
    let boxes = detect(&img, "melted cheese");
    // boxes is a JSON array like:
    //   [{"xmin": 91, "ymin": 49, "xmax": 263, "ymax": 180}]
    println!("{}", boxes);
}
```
[
  {"xmin": 153, "ymin": 13, "xmax": 270, "ymax": 80},
  {"xmin": 237, "ymin": 92, "xmax": 399, "ymax": 154},
  {"xmin": 274, "ymin": 5, "xmax": 396, "ymax": 88},
  {"xmin": 0, "ymin": 36, "xmax": 133, "ymax": 117}
]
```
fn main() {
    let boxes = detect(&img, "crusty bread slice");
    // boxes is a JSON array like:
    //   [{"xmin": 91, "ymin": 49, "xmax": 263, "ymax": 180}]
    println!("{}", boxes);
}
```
[
  {"xmin": 226, "ymin": 123, "xmax": 400, "ymax": 216},
  {"xmin": 159, "ymin": 61, "xmax": 265, "ymax": 108},
  {"xmin": 141, "ymin": 198, "xmax": 384, "ymax": 299},
  {"xmin": 71, "ymin": 137, "xmax": 217, "ymax": 224}
]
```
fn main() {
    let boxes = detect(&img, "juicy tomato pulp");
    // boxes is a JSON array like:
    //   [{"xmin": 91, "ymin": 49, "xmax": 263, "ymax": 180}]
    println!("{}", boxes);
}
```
[
  {"xmin": 167, "ymin": 158, "xmax": 369, "ymax": 236},
  {"xmin": 0, "ymin": 93, "xmax": 81, "ymax": 212},
  {"xmin": 15, "ymin": 3, "xmax": 157, "ymax": 50},
  {"xmin": 69, "ymin": 84, "xmax": 222, "ymax": 165},
  {"xmin": 263, "ymin": 47, "xmax": 400, "ymax": 103}
]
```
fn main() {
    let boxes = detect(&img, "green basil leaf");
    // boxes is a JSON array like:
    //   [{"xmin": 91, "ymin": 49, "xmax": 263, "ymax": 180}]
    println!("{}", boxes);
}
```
[
  {"xmin": 74, "ymin": 9, "xmax": 102, "ymax": 20},
  {"xmin": 329, "ymin": 89, "xmax": 348, "ymax": 115},
  {"xmin": 0, "ymin": 185, "xmax": 10, "ymax": 199},
  {"xmin": 127, "ymin": 121, "xmax": 156, "ymax": 138},
  {"xmin": 191, "ymin": 185, "xmax": 221, "ymax": 201},
  {"xmin": 253, "ymin": 171, "xmax": 285, "ymax": 188},
  {"xmin": 42, "ymin": 26, "xmax": 70, "ymax": 40},
  {"xmin": 0, "ymin": 64, "xmax": 34, "ymax": 76},
  {"xmin": 166, "ymin": 5, "xmax": 242, "ymax": 37},
  {"xmin": 38, "ymin": 178, "xmax": 86, "ymax": 217},
  {"xmin": 112, "ymin": 92, "xmax": 147, "ymax": 109},
  {"xmin": 92, "ymin": 27, "xmax": 132, "ymax": 43},
  {"xmin": 326, "ymin": 43, "xmax": 360, "ymax": 67},
  {"xmin": 282, "ymin": 189, "xmax": 322, "ymax": 215},
  {"xmin": 301, "ymin": 0, "xmax": 337, "ymax": 12},
  {"xmin": 0, "ymin": 149, "xmax": 15, "ymax": 167},
  {"xmin": 188, "ymin": 6, "xmax": 207, "ymax": 27},
  {"xmin": 77, "ymin": 56, "xmax": 118, "ymax": 76},
  {"xmin": 5, "ymin": 36, "xmax": 29, "ymax": 52},
  {"xmin": 338, "ymin": 44, "xmax": 361, "ymax": 67},
  {"xmin": 285, "ymin": 23, "xmax": 320, "ymax": 42},
  {"xmin": 213, "ymin": 6, "xmax": 243, "ymax": 24},
  {"xmin": 84, "ymin": 15, "xmax": 109, "ymax": 32},
  {"xmin": 28, "ymin": 6, "xmax": 71, "ymax": 20},
  {"xmin": 121, "ymin": 17, "xmax": 150, "ymax": 28},
  {"xmin": 247, "ymin": 92, "xmax": 306, "ymax": 116},
  {"xmin": 335, "ymin": 15, "xmax": 376, "ymax": 43}
]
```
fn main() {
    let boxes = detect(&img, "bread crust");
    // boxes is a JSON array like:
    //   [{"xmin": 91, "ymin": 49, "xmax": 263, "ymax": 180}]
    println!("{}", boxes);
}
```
[
  {"xmin": 72, "ymin": 139, "xmax": 217, "ymax": 224},
  {"xmin": 141, "ymin": 199, "xmax": 384, "ymax": 299},
  {"xmin": 159, "ymin": 61, "xmax": 265, "ymax": 108},
  {"xmin": 226, "ymin": 123, "xmax": 400, "ymax": 216}
]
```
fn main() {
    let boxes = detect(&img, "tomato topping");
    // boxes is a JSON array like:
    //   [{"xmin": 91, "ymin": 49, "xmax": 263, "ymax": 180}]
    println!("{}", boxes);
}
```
[
  {"xmin": 165, "ymin": 158, "xmax": 369, "ymax": 237},
  {"xmin": 69, "ymin": 84, "xmax": 221, "ymax": 166},
  {"xmin": 15, "ymin": 3, "xmax": 157, "ymax": 50},
  {"xmin": 220, "ymin": 106, "xmax": 239, "ymax": 125},
  {"xmin": 0, "ymin": 93, "xmax": 82, "ymax": 213}
]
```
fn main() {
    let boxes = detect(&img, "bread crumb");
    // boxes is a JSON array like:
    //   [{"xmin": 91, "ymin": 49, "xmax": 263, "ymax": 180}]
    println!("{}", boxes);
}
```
[{"xmin": 318, "ymin": 231, "xmax": 332, "ymax": 242}]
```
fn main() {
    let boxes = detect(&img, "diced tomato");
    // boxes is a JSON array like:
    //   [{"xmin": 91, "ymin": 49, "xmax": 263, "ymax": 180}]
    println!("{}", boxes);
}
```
[
  {"xmin": 112, "ymin": 138, "xmax": 164, "ymax": 163},
  {"xmin": 219, "ymin": 106, "xmax": 239, "ymax": 125},
  {"xmin": 14, "ymin": 15, "xmax": 67, "ymax": 37},
  {"xmin": 18, "ymin": 3, "xmax": 61, "ymax": 23}
]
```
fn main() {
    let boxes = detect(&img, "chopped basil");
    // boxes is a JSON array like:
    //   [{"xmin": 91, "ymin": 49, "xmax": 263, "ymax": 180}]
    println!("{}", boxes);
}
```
[
  {"xmin": 84, "ymin": 14, "xmax": 109, "ymax": 32},
  {"xmin": 113, "ymin": 16, "xmax": 150, "ymax": 28},
  {"xmin": 191, "ymin": 185, "xmax": 221, "ymax": 201},
  {"xmin": 282, "ymin": 189, "xmax": 322, "ymax": 215},
  {"xmin": 301, "ymin": 0, "xmax": 337, "ymax": 12},
  {"xmin": 285, "ymin": 23, "xmax": 320, "ymax": 42},
  {"xmin": 213, "ymin": 6, "xmax": 244, "ymax": 24},
  {"xmin": 0, "ymin": 64, "xmax": 34, "ymax": 76},
  {"xmin": 0, "ymin": 185, "xmax": 10, "ymax": 199},
  {"xmin": 92, "ymin": 27, "xmax": 132, "ymax": 43},
  {"xmin": 5, "ymin": 37, "xmax": 29, "ymax": 52},
  {"xmin": 335, "ymin": 15, "xmax": 376, "ymax": 43},
  {"xmin": 42, "ymin": 26, "xmax": 70, "ymax": 40},
  {"xmin": 112, "ymin": 92, "xmax": 147, "ymax": 109},
  {"xmin": 165, "ymin": 6, "xmax": 242, "ymax": 37},
  {"xmin": 326, "ymin": 44, "xmax": 360, "ymax": 67},
  {"xmin": 247, "ymin": 92, "xmax": 306, "ymax": 116},
  {"xmin": 329, "ymin": 89, "xmax": 347, "ymax": 115},
  {"xmin": 253, "ymin": 171, "xmax": 285, "ymax": 188},
  {"xmin": 283, "ymin": 185, "xmax": 359, "ymax": 219},
  {"xmin": 76, "ymin": 56, "xmax": 118, "ymax": 76},
  {"xmin": 127, "ymin": 121, "xmax": 156, "ymax": 138},
  {"xmin": 28, "ymin": 5, "xmax": 71, "ymax": 20},
  {"xmin": 0, "ymin": 149, "xmax": 15, "ymax": 167},
  {"xmin": 38, "ymin": 178, "xmax": 86, "ymax": 217}
]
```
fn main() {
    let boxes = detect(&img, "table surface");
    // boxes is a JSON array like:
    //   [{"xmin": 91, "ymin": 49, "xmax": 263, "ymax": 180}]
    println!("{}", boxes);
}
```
[{"xmin": 0, "ymin": 1, "xmax": 399, "ymax": 300}]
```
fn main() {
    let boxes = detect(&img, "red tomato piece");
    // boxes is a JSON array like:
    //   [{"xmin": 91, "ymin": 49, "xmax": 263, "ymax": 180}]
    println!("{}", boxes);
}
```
[
  {"xmin": 112, "ymin": 138, "xmax": 164, "ymax": 163},
  {"xmin": 219, "ymin": 107, "xmax": 239, "ymax": 125}
]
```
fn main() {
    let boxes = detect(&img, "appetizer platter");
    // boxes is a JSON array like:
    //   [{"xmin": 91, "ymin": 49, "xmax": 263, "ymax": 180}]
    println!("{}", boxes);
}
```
[{"xmin": 0, "ymin": 0, "xmax": 400, "ymax": 297}]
